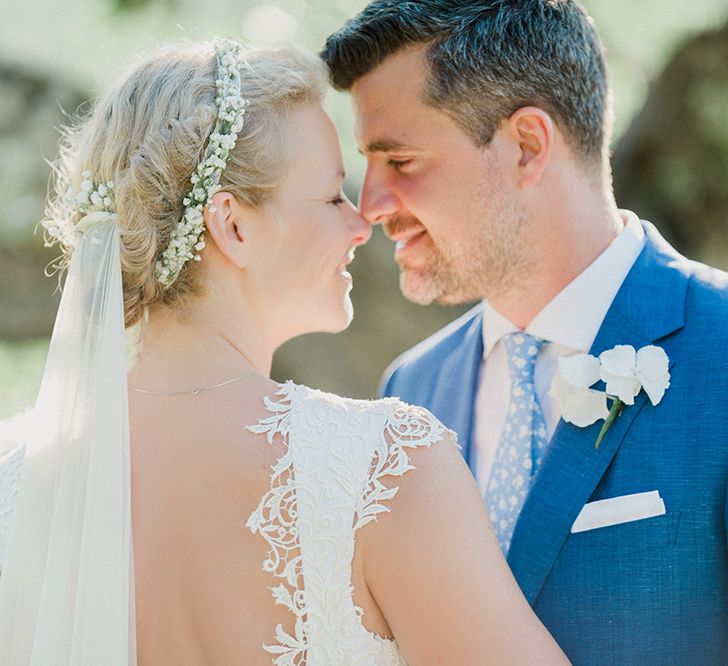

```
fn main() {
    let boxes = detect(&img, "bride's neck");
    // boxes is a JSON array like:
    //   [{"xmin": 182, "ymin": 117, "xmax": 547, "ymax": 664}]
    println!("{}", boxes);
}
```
[{"xmin": 129, "ymin": 298, "xmax": 275, "ymax": 388}]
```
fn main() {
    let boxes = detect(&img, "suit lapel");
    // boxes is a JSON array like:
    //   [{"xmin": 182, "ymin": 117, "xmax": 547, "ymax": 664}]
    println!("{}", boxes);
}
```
[
  {"xmin": 507, "ymin": 222, "xmax": 688, "ymax": 603},
  {"xmin": 430, "ymin": 310, "xmax": 483, "ymax": 468}
]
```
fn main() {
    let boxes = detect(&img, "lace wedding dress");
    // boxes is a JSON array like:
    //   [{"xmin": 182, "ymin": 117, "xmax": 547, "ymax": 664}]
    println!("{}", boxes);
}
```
[
  {"xmin": 245, "ymin": 381, "xmax": 453, "ymax": 665},
  {"xmin": 0, "ymin": 382, "xmax": 452, "ymax": 665}
]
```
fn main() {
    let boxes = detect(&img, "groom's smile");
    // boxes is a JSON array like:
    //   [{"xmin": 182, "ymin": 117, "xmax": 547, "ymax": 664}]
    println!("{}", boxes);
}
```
[
  {"xmin": 393, "ymin": 229, "xmax": 427, "ymax": 261},
  {"xmin": 383, "ymin": 217, "xmax": 428, "ymax": 262},
  {"xmin": 350, "ymin": 45, "xmax": 531, "ymax": 306}
]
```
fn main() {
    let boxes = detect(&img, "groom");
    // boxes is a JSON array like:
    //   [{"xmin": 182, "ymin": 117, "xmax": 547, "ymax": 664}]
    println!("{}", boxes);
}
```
[{"xmin": 323, "ymin": 1, "xmax": 728, "ymax": 663}]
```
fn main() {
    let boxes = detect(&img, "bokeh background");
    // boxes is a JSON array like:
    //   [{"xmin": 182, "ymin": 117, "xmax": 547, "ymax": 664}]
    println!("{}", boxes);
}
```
[{"xmin": 1, "ymin": 0, "xmax": 727, "ymax": 417}]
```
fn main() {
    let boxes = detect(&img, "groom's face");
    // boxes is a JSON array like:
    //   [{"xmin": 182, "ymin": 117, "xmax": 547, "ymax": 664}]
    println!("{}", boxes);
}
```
[{"xmin": 351, "ymin": 46, "xmax": 528, "ymax": 306}]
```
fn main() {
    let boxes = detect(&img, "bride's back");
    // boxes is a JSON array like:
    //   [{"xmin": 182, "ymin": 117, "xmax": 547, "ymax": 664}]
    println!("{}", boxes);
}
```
[
  {"xmin": 70, "ymin": 37, "xmax": 389, "ymax": 663},
  {"xmin": 130, "ymin": 382, "xmax": 285, "ymax": 664},
  {"xmin": 129, "ymin": 378, "xmax": 400, "ymax": 665}
]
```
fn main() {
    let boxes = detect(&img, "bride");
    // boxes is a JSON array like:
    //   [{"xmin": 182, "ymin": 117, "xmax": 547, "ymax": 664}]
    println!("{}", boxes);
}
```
[{"xmin": 0, "ymin": 40, "xmax": 568, "ymax": 665}]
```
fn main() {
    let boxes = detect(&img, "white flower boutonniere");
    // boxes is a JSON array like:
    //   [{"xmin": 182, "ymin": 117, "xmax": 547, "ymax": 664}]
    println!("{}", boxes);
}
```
[
  {"xmin": 549, "ymin": 344, "xmax": 670, "ymax": 448},
  {"xmin": 549, "ymin": 353, "xmax": 610, "ymax": 427}
]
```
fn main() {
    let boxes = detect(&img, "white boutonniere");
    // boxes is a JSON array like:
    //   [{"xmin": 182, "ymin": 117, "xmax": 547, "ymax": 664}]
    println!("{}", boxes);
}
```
[{"xmin": 549, "ymin": 345, "xmax": 670, "ymax": 448}]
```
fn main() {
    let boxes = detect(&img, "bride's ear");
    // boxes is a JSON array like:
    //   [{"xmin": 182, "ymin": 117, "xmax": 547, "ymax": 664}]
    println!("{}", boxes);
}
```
[{"xmin": 204, "ymin": 191, "xmax": 250, "ymax": 268}]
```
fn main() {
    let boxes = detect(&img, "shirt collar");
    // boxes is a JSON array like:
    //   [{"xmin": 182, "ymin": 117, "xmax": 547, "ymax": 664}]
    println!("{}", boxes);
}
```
[
  {"xmin": 482, "ymin": 210, "xmax": 646, "ymax": 358},
  {"xmin": 482, "ymin": 300, "xmax": 519, "ymax": 357}
]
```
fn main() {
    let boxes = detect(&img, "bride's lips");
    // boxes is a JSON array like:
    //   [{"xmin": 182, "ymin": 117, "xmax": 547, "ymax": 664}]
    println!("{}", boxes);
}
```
[{"xmin": 337, "ymin": 250, "xmax": 356, "ymax": 283}]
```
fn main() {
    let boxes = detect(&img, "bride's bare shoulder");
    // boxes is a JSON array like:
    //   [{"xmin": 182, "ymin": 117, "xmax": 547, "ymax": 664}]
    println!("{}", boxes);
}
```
[{"xmin": 351, "ymin": 398, "xmax": 569, "ymax": 664}]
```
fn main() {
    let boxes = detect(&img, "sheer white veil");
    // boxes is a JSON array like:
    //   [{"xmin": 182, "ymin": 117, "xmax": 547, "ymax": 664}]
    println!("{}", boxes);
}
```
[{"xmin": 0, "ymin": 217, "xmax": 136, "ymax": 664}]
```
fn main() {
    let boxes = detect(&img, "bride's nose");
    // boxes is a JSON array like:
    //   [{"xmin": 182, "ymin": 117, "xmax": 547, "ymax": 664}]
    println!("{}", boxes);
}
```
[{"xmin": 345, "ymin": 201, "xmax": 373, "ymax": 247}]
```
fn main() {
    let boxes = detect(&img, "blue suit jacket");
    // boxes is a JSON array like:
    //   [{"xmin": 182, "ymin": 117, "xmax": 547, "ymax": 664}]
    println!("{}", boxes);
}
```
[{"xmin": 381, "ymin": 223, "xmax": 728, "ymax": 664}]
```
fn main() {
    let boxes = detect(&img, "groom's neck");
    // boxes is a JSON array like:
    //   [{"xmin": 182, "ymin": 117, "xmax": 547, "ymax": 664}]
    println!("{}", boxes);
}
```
[{"xmin": 490, "ymin": 171, "xmax": 623, "ymax": 330}]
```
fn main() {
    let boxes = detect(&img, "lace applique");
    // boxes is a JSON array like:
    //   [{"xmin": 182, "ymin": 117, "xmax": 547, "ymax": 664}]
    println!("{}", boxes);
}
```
[
  {"xmin": 245, "ymin": 382, "xmax": 308, "ymax": 663},
  {"xmin": 247, "ymin": 382, "xmax": 295, "ymax": 446},
  {"xmin": 355, "ymin": 401, "xmax": 447, "ymax": 531},
  {"xmin": 246, "ymin": 383, "xmax": 449, "ymax": 666}
]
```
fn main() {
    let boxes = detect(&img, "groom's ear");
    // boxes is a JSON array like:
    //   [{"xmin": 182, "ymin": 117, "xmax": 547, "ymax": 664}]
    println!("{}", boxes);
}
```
[
  {"xmin": 506, "ymin": 106, "xmax": 553, "ymax": 189},
  {"xmin": 204, "ymin": 191, "xmax": 250, "ymax": 269}
]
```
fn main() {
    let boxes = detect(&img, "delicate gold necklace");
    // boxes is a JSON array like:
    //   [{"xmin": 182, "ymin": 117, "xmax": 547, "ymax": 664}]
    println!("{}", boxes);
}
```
[{"xmin": 128, "ymin": 370, "xmax": 256, "ymax": 397}]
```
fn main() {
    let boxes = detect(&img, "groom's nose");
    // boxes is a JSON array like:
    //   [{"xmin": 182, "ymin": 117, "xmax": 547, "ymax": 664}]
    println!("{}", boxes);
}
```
[{"xmin": 358, "ymin": 168, "xmax": 399, "ymax": 226}]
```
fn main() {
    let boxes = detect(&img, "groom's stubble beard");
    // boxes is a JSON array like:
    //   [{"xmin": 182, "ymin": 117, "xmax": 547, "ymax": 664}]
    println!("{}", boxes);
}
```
[{"xmin": 391, "ymin": 183, "xmax": 531, "ymax": 307}]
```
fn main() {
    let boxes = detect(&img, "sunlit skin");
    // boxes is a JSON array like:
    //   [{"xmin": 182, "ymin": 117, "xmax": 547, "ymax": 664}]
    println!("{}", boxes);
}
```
[
  {"xmin": 352, "ymin": 45, "xmax": 623, "ymax": 329},
  {"xmin": 127, "ymin": 101, "xmax": 568, "ymax": 666},
  {"xmin": 128, "ymin": 103, "xmax": 376, "ymax": 665},
  {"xmin": 129, "ymin": 102, "xmax": 371, "ymax": 387}
]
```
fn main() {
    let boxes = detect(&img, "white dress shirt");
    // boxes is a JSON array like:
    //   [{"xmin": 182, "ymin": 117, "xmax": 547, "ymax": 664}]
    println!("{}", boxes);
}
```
[{"xmin": 471, "ymin": 211, "xmax": 646, "ymax": 496}]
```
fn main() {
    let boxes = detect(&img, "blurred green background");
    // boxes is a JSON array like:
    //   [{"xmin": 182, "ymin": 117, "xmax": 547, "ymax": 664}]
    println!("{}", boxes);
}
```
[{"xmin": 1, "ymin": 0, "xmax": 727, "ymax": 417}]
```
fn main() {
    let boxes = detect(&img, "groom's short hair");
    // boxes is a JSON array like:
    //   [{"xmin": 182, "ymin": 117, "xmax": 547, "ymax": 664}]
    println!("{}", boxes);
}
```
[{"xmin": 321, "ymin": 0, "xmax": 612, "ymax": 166}]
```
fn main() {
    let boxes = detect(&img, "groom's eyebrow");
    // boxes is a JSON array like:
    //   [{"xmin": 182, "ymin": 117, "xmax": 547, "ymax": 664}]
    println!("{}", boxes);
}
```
[{"xmin": 360, "ymin": 139, "xmax": 413, "ymax": 154}]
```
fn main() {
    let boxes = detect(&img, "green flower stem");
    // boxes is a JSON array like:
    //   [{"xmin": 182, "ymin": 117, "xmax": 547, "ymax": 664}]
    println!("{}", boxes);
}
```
[{"xmin": 595, "ymin": 398, "xmax": 624, "ymax": 449}]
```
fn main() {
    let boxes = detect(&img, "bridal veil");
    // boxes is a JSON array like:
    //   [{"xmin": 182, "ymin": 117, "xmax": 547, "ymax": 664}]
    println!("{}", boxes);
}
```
[{"xmin": 0, "ymin": 218, "xmax": 136, "ymax": 665}]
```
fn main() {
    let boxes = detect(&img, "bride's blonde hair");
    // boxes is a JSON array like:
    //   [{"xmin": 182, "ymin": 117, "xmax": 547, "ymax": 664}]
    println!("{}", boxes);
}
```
[{"xmin": 45, "ymin": 41, "xmax": 327, "ymax": 328}]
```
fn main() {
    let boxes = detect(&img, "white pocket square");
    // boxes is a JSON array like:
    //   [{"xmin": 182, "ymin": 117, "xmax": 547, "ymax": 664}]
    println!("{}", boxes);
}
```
[{"xmin": 571, "ymin": 490, "xmax": 666, "ymax": 534}]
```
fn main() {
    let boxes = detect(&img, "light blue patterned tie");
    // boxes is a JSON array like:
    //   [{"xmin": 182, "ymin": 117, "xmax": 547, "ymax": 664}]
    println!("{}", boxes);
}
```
[{"xmin": 485, "ymin": 332, "xmax": 548, "ymax": 554}]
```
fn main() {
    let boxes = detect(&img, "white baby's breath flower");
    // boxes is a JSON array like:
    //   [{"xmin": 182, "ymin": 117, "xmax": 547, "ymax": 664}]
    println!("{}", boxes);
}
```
[
  {"xmin": 153, "ymin": 42, "xmax": 247, "ymax": 288},
  {"xmin": 44, "ymin": 171, "xmax": 117, "ymax": 246},
  {"xmin": 75, "ymin": 41, "xmax": 244, "ymax": 289},
  {"xmin": 220, "ymin": 134, "xmax": 236, "ymax": 149}
]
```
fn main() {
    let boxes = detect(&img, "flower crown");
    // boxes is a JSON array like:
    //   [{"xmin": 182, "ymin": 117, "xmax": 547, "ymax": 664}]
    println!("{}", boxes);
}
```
[
  {"xmin": 43, "ymin": 172, "xmax": 117, "ymax": 247},
  {"xmin": 155, "ymin": 41, "xmax": 248, "ymax": 288},
  {"xmin": 44, "ymin": 41, "xmax": 248, "ymax": 288}
]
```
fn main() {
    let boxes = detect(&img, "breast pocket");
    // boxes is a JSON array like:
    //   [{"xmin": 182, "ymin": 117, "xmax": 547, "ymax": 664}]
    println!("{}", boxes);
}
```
[{"xmin": 555, "ymin": 510, "xmax": 683, "ymax": 568}]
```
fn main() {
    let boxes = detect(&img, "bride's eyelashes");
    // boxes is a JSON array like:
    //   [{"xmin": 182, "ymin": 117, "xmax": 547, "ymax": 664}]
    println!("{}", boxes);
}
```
[{"xmin": 328, "ymin": 193, "xmax": 347, "ymax": 206}]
